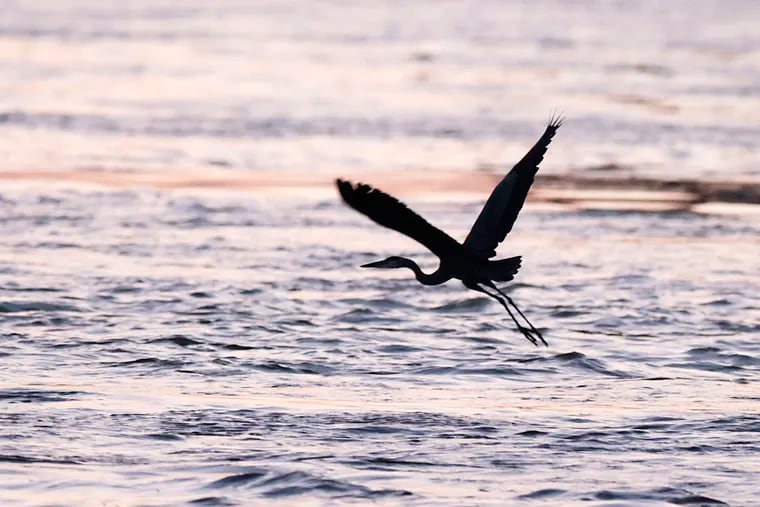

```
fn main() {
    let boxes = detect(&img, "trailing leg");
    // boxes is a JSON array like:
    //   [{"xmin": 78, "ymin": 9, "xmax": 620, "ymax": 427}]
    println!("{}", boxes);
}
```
[
  {"xmin": 465, "ymin": 282, "xmax": 541, "ymax": 346},
  {"xmin": 487, "ymin": 282, "xmax": 547, "ymax": 346}
]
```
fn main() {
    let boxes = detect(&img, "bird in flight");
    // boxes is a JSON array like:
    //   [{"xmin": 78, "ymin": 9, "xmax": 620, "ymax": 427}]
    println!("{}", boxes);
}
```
[{"xmin": 337, "ymin": 116, "xmax": 562, "ymax": 346}]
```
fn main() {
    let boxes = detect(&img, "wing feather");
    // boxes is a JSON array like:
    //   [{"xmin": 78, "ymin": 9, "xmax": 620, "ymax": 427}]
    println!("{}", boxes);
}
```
[
  {"xmin": 463, "ymin": 117, "xmax": 562, "ymax": 258},
  {"xmin": 336, "ymin": 179, "xmax": 460, "ymax": 258}
]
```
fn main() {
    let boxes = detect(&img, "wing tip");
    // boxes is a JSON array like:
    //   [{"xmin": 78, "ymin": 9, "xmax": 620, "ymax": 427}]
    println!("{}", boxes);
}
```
[
  {"xmin": 336, "ymin": 177, "xmax": 353, "ymax": 189},
  {"xmin": 337, "ymin": 178, "xmax": 381, "ymax": 208},
  {"xmin": 336, "ymin": 178, "xmax": 356, "ymax": 203},
  {"xmin": 548, "ymin": 110, "xmax": 564, "ymax": 129}
]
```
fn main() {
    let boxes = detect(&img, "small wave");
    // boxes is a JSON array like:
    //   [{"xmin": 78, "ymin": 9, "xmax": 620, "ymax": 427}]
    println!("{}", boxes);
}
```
[
  {"xmin": 292, "ymin": 277, "xmax": 337, "ymax": 289},
  {"xmin": 0, "ymin": 301, "xmax": 81, "ymax": 312},
  {"xmin": 110, "ymin": 285, "xmax": 144, "ymax": 294},
  {"xmin": 516, "ymin": 351, "xmax": 633, "ymax": 378},
  {"xmin": 212, "ymin": 341, "xmax": 255, "ymax": 351},
  {"xmin": 702, "ymin": 298, "xmax": 732, "ymax": 306},
  {"xmin": 104, "ymin": 357, "xmax": 187, "ymax": 369},
  {"xmin": 331, "ymin": 308, "xmax": 401, "ymax": 325},
  {"xmin": 0, "ymin": 389, "xmax": 85, "ymax": 403},
  {"xmin": 432, "ymin": 297, "xmax": 489, "ymax": 312},
  {"xmin": 208, "ymin": 470, "xmax": 267, "ymax": 488},
  {"xmin": 359, "ymin": 456, "xmax": 439, "ymax": 468},
  {"xmin": 274, "ymin": 317, "xmax": 318, "ymax": 327},
  {"xmin": 377, "ymin": 344, "xmax": 424, "ymax": 353},
  {"xmin": 516, "ymin": 430, "xmax": 548, "ymax": 437},
  {"xmin": 593, "ymin": 487, "xmax": 727, "ymax": 505},
  {"xmin": 687, "ymin": 346, "xmax": 759, "ymax": 366},
  {"xmin": 671, "ymin": 494, "xmax": 728, "ymax": 505},
  {"xmin": 251, "ymin": 361, "xmax": 335, "ymax": 375},
  {"xmin": 712, "ymin": 319, "xmax": 759, "ymax": 333},
  {"xmin": 435, "ymin": 366, "xmax": 526, "ymax": 377},
  {"xmin": 668, "ymin": 361, "xmax": 745, "ymax": 373},
  {"xmin": 0, "ymin": 454, "xmax": 81, "ymax": 465},
  {"xmin": 141, "ymin": 433, "xmax": 184, "ymax": 441},
  {"xmin": 517, "ymin": 488, "xmax": 566, "ymax": 499},
  {"xmin": 558, "ymin": 353, "xmax": 633, "ymax": 378},
  {"xmin": 148, "ymin": 335, "xmax": 202, "ymax": 348},
  {"xmin": 263, "ymin": 470, "xmax": 411, "ymax": 499},
  {"xmin": 412, "ymin": 366, "xmax": 457, "ymax": 376},
  {"xmin": 207, "ymin": 468, "xmax": 411, "ymax": 499},
  {"xmin": 550, "ymin": 309, "xmax": 585, "ymax": 318},
  {"xmin": 189, "ymin": 497, "xmax": 235, "ymax": 506},
  {"xmin": 0, "ymin": 286, "xmax": 62, "ymax": 293},
  {"xmin": 666, "ymin": 346, "xmax": 760, "ymax": 375},
  {"xmin": 20, "ymin": 241, "xmax": 81, "ymax": 249},
  {"xmin": 461, "ymin": 335, "xmax": 503, "ymax": 345}
]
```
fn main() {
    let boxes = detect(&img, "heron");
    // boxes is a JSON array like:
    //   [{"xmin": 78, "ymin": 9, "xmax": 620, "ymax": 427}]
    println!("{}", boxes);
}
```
[{"xmin": 337, "ymin": 116, "xmax": 562, "ymax": 346}]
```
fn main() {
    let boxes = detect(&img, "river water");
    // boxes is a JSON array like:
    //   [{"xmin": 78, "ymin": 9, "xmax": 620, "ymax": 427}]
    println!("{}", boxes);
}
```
[{"xmin": 1, "ymin": 1, "xmax": 759, "ymax": 506}]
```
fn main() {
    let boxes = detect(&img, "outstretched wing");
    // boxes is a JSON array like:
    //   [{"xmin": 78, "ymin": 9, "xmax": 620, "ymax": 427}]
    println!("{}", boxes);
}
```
[
  {"xmin": 336, "ymin": 179, "xmax": 461, "ymax": 259},
  {"xmin": 463, "ymin": 116, "xmax": 562, "ymax": 258}
]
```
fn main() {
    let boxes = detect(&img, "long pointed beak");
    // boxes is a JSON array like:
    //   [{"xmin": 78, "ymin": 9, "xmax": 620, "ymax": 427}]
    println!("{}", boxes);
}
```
[{"xmin": 360, "ymin": 260, "xmax": 386, "ymax": 268}]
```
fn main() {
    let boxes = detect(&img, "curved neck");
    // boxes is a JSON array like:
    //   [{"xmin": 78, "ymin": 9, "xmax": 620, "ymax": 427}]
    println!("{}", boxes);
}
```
[{"xmin": 398, "ymin": 257, "xmax": 449, "ymax": 286}]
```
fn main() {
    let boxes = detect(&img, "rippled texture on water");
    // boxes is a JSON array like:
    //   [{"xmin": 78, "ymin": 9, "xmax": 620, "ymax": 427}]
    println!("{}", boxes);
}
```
[
  {"xmin": 1, "ymin": 1, "xmax": 760, "ymax": 506},
  {"xmin": 1, "ymin": 186, "xmax": 758, "ymax": 506},
  {"xmin": 1, "ymin": 0, "xmax": 759, "ymax": 180}
]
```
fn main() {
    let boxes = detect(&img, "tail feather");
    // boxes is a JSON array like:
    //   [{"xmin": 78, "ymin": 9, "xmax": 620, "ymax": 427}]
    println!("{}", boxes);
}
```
[{"xmin": 487, "ymin": 255, "xmax": 522, "ymax": 281}]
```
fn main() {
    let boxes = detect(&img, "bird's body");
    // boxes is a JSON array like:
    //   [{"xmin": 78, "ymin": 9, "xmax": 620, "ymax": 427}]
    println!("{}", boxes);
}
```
[
  {"xmin": 337, "ymin": 116, "xmax": 562, "ymax": 346},
  {"xmin": 369, "ymin": 250, "xmax": 520, "ymax": 286}
]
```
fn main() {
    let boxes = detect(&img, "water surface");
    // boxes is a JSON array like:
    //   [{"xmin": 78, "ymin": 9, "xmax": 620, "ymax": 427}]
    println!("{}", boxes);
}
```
[
  {"xmin": 1, "ymin": 185, "xmax": 758, "ymax": 506},
  {"xmin": 1, "ymin": 1, "xmax": 759, "ymax": 506}
]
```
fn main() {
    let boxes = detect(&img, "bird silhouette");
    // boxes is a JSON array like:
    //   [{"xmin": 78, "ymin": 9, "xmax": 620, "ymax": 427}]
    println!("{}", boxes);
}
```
[{"xmin": 337, "ymin": 116, "xmax": 562, "ymax": 346}]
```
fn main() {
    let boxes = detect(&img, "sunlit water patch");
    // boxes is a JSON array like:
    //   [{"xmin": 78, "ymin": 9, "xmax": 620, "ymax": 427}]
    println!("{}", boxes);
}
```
[{"xmin": 1, "ymin": 0, "xmax": 759, "ymax": 180}]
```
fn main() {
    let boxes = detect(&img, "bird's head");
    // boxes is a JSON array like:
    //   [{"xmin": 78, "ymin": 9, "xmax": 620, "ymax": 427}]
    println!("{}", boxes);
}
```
[{"xmin": 360, "ymin": 256, "xmax": 411, "ymax": 269}]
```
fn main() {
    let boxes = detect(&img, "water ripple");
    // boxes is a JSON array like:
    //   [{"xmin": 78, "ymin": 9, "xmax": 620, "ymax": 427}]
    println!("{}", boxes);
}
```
[{"xmin": 207, "ymin": 468, "xmax": 412, "ymax": 499}]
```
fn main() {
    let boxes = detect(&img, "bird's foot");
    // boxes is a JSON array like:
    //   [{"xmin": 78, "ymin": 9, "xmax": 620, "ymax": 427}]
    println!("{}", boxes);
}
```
[{"xmin": 518, "ymin": 326, "xmax": 547, "ymax": 347}]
